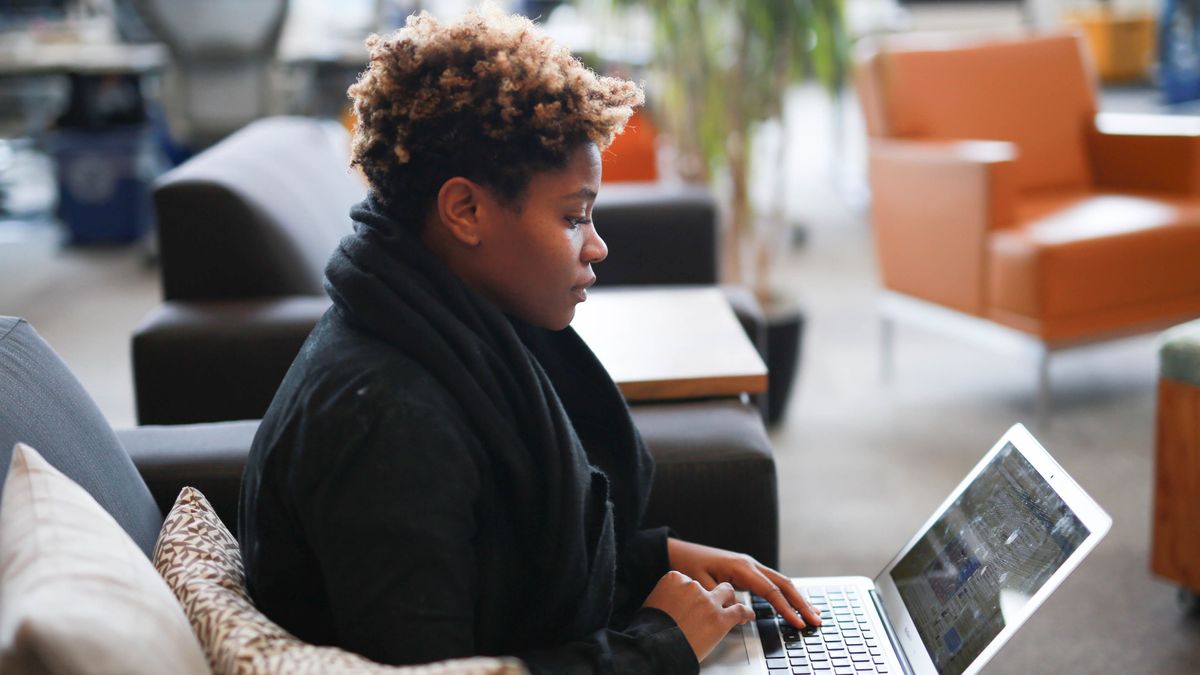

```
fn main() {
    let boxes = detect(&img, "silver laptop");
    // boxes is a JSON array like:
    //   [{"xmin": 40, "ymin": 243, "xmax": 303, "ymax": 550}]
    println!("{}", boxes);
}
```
[{"xmin": 701, "ymin": 423, "xmax": 1111, "ymax": 675}]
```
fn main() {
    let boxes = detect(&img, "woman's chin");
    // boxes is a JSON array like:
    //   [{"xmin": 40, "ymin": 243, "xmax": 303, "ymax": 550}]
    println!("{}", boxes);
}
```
[{"xmin": 547, "ymin": 308, "xmax": 575, "ymax": 332}]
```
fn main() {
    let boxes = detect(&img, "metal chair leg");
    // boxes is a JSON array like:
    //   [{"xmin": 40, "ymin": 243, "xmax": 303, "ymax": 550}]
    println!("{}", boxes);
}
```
[
  {"xmin": 881, "ymin": 314, "xmax": 895, "ymax": 384},
  {"xmin": 1035, "ymin": 349, "xmax": 1052, "ymax": 429},
  {"xmin": 1176, "ymin": 587, "xmax": 1200, "ymax": 616}
]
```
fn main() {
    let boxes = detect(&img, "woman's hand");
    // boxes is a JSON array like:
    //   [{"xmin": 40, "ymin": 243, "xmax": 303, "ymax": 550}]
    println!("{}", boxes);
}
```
[
  {"xmin": 642, "ymin": 571, "xmax": 754, "ymax": 662},
  {"xmin": 667, "ymin": 537, "xmax": 821, "ymax": 630}
]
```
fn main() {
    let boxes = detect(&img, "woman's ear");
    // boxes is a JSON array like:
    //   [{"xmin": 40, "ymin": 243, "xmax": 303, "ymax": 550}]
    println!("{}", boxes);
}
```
[{"xmin": 435, "ymin": 177, "xmax": 484, "ymax": 247}]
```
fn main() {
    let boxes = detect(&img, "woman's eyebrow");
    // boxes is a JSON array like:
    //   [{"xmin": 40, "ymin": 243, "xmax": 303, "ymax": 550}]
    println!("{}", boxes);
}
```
[{"xmin": 561, "ymin": 187, "xmax": 598, "ymax": 201}]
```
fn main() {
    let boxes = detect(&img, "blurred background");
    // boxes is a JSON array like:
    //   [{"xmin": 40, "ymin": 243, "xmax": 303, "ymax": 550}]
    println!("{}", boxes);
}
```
[{"xmin": 3, "ymin": 0, "xmax": 1200, "ymax": 672}]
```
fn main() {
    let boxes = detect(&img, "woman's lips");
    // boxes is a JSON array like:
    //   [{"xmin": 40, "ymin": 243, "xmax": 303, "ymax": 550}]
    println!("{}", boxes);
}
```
[{"xmin": 573, "ymin": 277, "xmax": 596, "ymax": 302}]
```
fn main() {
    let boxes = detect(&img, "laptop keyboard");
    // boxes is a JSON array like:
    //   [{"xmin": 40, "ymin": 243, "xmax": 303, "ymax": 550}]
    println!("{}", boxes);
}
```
[{"xmin": 752, "ymin": 585, "xmax": 891, "ymax": 674}]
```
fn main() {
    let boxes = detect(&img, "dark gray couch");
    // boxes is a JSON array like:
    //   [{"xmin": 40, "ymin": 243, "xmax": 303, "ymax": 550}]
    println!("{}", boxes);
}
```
[
  {"xmin": 5, "ymin": 313, "xmax": 775, "ymax": 570},
  {"xmin": 129, "ymin": 116, "xmax": 779, "ymax": 565},
  {"xmin": 0, "ymin": 316, "xmax": 243, "ymax": 556}
]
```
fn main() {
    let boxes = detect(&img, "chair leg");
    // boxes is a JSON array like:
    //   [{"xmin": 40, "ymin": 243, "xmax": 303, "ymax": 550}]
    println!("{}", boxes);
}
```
[
  {"xmin": 1035, "ymin": 349, "xmax": 1052, "ymax": 428},
  {"xmin": 881, "ymin": 315, "xmax": 895, "ymax": 384}
]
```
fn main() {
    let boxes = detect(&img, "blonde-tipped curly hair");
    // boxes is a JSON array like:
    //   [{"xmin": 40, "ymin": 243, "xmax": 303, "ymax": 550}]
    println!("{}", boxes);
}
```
[{"xmin": 348, "ymin": 5, "xmax": 644, "ymax": 228}]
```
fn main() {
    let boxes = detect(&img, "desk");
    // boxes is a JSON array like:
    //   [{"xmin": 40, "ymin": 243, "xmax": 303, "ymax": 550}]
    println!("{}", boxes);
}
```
[
  {"xmin": 0, "ymin": 42, "xmax": 166, "ymax": 76},
  {"xmin": 571, "ymin": 286, "xmax": 768, "ymax": 401},
  {"xmin": 0, "ymin": 41, "xmax": 166, "ymax": 137}
]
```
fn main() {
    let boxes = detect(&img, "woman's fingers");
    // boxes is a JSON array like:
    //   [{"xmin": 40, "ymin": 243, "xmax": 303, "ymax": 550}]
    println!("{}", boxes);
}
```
[
  {"xmin": 713, "ymin": 582, "xmax": 754, "ymax": 624},
  {"xmin": 724, "ymin": 603, "xmax": 755, "ymax": 625},
  {"xmin": 760, "ymin": 566, "xmax": 822, "ymax": 628},
  {"xmin": 644, "ymin": 573, "xmax": 754, "ymax": 661},
  {"xmin": 739, "ymin": 566, "xmax": 817, "ymax": 629},
  {"xmin": 755, "ymin": 576, "xmax": 806, "ymax": 628},
  {"xmin": 666, "ymin": 538, "xmax": 822, "ymax": 630},
  {"xmin": 713, "ymin": 581, "xmax": 738, "ymax": 606},
  {"xmin": 758, "ymin": 564, "xmax": 825, "ymax": 629},
  {"xmin": 709, "ymin": 558, "xmax": 807, "ymax": 628}
]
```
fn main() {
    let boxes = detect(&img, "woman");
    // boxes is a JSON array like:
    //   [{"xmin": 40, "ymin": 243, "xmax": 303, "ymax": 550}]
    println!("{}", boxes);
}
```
[{"xmin": 238, "ymin": 6, "xmax": 818, "ymax": 673}]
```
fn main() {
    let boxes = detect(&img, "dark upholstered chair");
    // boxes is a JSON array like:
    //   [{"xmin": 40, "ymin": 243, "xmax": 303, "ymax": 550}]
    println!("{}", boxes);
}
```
[
  {"xmin": 134, "ymin": 116, "xmax": 766, "ymax": 426},
  {"xmin": 132, "ymin": 116, "xmax": 779, "ymax": 565},
  {"xmin": 134, "ymin": 117, "xmax": 355, "ymax": 426}
]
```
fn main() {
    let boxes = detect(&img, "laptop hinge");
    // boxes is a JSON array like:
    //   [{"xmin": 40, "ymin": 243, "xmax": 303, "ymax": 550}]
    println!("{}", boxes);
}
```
[{"xmin": 869, "ymin": 589, "xmax": 916, "ymax": 675}]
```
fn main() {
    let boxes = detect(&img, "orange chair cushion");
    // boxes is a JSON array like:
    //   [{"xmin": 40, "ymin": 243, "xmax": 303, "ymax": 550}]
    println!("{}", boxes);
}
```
[
  {"xmin": 867, "ymin": 33, "xmax": 1097, "ymax": 194},
  {"xmin": 988, "ymin": 192, "xmax": 1200, "ymax": 341}
]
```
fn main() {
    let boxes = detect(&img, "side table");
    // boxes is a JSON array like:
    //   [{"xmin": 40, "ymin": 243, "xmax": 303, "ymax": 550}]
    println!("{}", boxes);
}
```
[{"xmin": 1152, "ymin": 318, "xmax": 1200, "ymax": 609}]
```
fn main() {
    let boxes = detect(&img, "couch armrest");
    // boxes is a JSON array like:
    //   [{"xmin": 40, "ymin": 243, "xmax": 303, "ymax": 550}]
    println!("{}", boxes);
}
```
[
  {"xmin": 117, "ymin": 420, "xmax": 259, "ymax": 534},
  {"xmin": 132, "ymin": 296, "xmax": 330, "ymax": 426},
  {"xmin": 632, "ymin": 398, "xmax": 778, "ymax": 568},
  {"xmin": 868, "ymin": 138, "xmax": 1017, "ymax": 315},
  {"xmin": 117, "ymin": 400, "xmax": 779, "ymax": 566},
  {"xmin": 1089, "ymin": 113, "xmax": 1200, "ymax": 194}
]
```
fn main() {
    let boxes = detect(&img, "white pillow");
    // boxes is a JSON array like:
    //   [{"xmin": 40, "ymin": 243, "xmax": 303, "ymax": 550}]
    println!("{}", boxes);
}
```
[{"xmin": 0, "ymin": 442, "xmax": 210, "ymax": 675}]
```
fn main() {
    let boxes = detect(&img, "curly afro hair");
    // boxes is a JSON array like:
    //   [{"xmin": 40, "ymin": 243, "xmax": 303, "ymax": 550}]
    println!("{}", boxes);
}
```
[{"xmin": 347, "ymin": 4, "xmax": 644, "ymax": 230}]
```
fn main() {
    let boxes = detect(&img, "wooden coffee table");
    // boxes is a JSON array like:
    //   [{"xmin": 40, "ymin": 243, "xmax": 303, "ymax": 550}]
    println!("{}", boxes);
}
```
[{"xmin": 571, "ymin": 286, "xmax": 767, "ymax": 401}]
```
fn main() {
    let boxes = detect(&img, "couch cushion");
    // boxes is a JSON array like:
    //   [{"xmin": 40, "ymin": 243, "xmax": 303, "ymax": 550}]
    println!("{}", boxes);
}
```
[
  {"xmin": 0, "ymin": 443, "xmax": 209, "ymax": 674},
  {"xmin": 154, "ymin": 486, "xmax": 527, "ymax": 675},
  {"xmin": 987, "ymin": 193, "xmax": 1200, "ymax": 341},
  {"xmin": 0, "ymin": 317, "xmax": 162, "ymax": 555}
]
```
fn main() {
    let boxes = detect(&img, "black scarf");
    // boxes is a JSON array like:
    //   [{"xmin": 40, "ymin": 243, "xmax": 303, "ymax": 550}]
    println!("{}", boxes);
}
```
[{"xmin": 323, "ymin": 195, "xmax": 653, "ymax": 648}]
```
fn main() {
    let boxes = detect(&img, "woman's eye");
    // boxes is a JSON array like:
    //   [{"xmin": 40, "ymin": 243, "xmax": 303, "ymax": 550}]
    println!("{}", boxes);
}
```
[{"xmin": 565, "ymin": 216, "xmax": 591, "ymax": 229}]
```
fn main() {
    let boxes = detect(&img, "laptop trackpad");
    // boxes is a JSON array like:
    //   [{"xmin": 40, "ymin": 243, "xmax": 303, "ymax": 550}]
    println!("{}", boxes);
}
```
[{"xmin": 699, "ymin": 623, "xmax": 752, "ymax": 673}]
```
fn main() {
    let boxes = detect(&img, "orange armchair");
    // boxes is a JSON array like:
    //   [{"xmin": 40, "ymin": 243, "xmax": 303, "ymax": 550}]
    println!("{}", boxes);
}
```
[{"xmin": 856, "ymin": 32, "xmax": 1200, "ymax": 419}]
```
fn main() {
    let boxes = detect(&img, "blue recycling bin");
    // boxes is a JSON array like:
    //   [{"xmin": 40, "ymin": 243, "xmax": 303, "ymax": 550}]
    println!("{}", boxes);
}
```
[
  {"xmin": 52, "ymin": 125, "xmax": 156, "ymax": 245},
  {"xmin": 1160, "ymin": 0, "xmax": 1200, "ymax": 104}
]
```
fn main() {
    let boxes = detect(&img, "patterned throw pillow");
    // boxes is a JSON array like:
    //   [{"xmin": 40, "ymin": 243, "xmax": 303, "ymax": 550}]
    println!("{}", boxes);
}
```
[{"xmin": 153, "ymin": 487, "xmax": 527, "ymax": 675}]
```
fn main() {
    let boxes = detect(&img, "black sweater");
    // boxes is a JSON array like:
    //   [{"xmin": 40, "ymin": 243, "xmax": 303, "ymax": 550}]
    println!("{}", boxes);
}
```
[{"xmin": 238, "ymin": 197, "xmax": 697, "ymax": 673}]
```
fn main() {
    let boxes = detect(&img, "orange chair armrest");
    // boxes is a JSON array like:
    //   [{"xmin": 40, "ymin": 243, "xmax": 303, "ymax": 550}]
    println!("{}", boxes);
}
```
[
  {"xmin": 1089, "ymin": 113, "xmax": 1200, "ymax": 194},
  {"xmin": 870, "ymin": 138, "xmax": 1019, "ymax": 229},
  {"xmin": 870, "ymin": 138, "xmax": 1017, "ymax": 165},
  {"xmin": 868, "ymin": 138, "xmax": 1018, "ymax": 315}
]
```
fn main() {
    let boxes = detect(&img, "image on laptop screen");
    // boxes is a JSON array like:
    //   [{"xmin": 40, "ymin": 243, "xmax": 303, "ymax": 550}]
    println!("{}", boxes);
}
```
[{"xmin": 889, "ymin": 442, "xmax": 1090, "ymax": 675}]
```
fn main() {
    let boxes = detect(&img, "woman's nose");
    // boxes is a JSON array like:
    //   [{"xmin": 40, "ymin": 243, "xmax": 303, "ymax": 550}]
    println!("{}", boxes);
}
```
[{"xmin": 583, "ymin": 225, "xmax": 608, "ymax": 264}]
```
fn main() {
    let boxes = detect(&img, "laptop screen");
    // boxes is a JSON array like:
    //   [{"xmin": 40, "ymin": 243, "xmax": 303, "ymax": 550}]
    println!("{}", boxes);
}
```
[{"xmin": 888, "ymin": 441, "xmax": 1090, "ymax": 675}]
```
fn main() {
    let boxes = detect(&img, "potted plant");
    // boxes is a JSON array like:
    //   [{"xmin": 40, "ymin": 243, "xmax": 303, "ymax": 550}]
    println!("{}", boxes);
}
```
[{"xmin": 584, "ymin": 0, "xmax": 851, "ymax": 424}]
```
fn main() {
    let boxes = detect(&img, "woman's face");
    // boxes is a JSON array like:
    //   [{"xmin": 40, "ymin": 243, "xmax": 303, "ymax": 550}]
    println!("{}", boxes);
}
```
[{"xmin": 473, "ymin": 143, "xmax": 608, "ymax": 330}]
